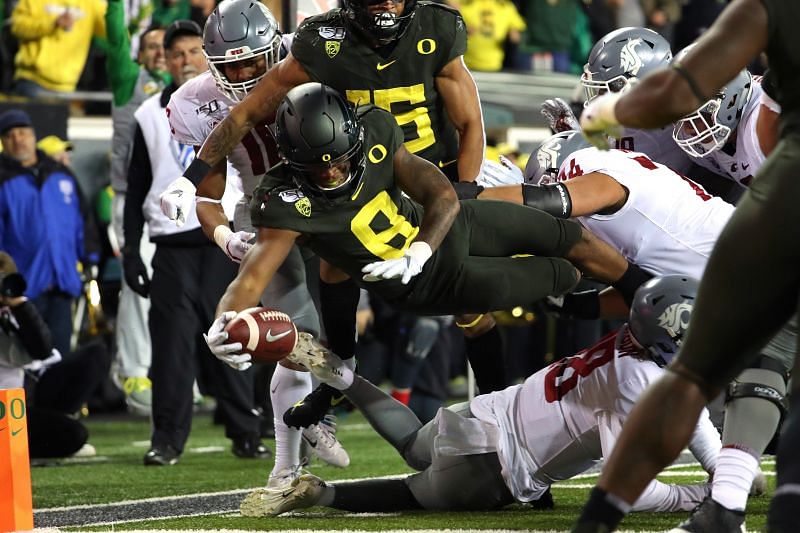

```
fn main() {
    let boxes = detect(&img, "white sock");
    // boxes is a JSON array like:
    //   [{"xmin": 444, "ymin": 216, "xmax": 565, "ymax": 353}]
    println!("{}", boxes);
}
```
[
  {"xmin": 712, "ymin": 446, "xmax": 759, "ymax": 511},
  {"xmin": 269, "ymin": 364, "xmax": 312, "ymax": 476}
]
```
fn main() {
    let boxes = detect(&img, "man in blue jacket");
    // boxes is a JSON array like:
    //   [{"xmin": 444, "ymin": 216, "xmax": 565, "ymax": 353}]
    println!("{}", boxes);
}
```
[{"xmin": 0, "ymin": 109, "xmax": 100, "ymax": 358}]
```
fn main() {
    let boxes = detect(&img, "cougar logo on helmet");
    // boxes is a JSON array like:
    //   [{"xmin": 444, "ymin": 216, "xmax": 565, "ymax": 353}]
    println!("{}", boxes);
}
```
[
  {"xmin": 657, "ymin": 302, "xmax": 693, "ymax": 340},
  {"xmin": 619, "ymin": 38, "xmax": 644, "ymax": 76}
]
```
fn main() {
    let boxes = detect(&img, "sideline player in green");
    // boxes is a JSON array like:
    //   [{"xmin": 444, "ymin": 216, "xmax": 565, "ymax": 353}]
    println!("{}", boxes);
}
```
[
  {"xmin": 204, "ymin": 83, "xmax": 649, "ymax": 371},
  {"xmin": 572, "ymin": 0, "xmax": 800, "ymax": 531}
]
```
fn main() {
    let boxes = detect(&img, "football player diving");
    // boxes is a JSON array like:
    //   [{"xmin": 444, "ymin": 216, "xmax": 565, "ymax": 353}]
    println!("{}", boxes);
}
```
[{"xmin": 204, "ymin": 82, "xmax": 652, "ymax": 393}]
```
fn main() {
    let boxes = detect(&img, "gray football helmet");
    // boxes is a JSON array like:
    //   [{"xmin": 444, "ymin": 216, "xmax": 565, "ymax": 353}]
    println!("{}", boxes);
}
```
[
  {"xmin": 672, "ymin": 45, "xmax": 753, "ymax": 158},
  {"xmin": 581, "ymin": 27, "xmax": 672, "ymax": 104},
  {"xmin": 628, "ymin": 274, "xmax": 699, "ymax": 367},
  {"xmin": 203, "ymin": 0, "xmax": 282, "ymax": 102},
  {"xmin": 524, "ymin": 131, "xmax": 591, "ymax": 185}
]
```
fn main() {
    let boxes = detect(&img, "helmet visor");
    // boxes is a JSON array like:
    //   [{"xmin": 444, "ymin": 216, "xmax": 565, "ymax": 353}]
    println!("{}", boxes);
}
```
[
  {"xmin": 581, "ymin": 71, "xmax": 629, "ymax": 104},
  {"xmin": 672, "ymin": 99, "xmax": 731, "ymax": 158}
]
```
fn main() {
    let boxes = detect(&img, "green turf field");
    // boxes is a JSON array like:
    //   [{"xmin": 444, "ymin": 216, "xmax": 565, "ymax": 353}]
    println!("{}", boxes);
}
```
[{"xmin": 32, "ymin": 411, "xmax": 772, "ymax": 532}]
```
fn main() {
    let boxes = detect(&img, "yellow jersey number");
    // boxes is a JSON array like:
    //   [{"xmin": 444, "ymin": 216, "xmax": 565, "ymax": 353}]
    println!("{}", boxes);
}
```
[
  {"xmin": 351, "ymin": 191, "xmax": 419, "ymax": 260},
  {"xmin": 346, "ymin": 85, "xmax": 435, "ymax": 154}
]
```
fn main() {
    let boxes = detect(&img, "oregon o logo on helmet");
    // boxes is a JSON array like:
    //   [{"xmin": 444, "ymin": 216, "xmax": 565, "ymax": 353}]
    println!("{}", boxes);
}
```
[
  {"xmin": 417, "ymin": 39, "xmax": 436, "ymax": 55},
  {"xmin": 368, "ymin": 144, "xmax": 387, "ymax": 163},
  {"xmin": 322, "ymin": 154, "xmax": 331, "ymax": 162}
]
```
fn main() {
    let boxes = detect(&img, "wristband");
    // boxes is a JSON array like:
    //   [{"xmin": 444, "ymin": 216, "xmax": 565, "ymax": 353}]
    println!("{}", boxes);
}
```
[
  {"xmin": 213, "ymin": 225, "xmax": 233, "ymax": 251},
  {"xmin": 184, "ymin": 158, "xmax": 213, "ymax": 186}
]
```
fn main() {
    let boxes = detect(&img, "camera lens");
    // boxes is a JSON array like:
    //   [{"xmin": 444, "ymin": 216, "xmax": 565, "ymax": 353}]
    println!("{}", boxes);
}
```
[{"xmin": 0, "ymin": 272, "xmax": 27, "ymax": 298}]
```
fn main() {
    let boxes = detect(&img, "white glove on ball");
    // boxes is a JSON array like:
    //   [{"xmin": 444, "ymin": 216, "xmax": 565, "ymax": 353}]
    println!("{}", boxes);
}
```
[{"xmin": 203, "ymin": 311, "xmax": 252, "ymax": 371}]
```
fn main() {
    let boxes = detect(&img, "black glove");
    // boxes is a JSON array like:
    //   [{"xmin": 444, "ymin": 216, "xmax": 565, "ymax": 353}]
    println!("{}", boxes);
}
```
[
  {"xmin": 122, "ymin": 248, "xmax": 150, "ymax": 297},
  {"xmin": 543, "ymin": 289, "xmax": 601, "ymax": 320}
]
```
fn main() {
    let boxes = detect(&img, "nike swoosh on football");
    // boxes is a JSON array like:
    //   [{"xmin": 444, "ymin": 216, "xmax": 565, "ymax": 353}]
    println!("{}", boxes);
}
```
[
  {"xmin": 376, "ymin": 60, "xmax": 397, "ymax": 71},
  {"xmin": 266, "ymin": 329, "xmax": 292, "ymax": 342}
]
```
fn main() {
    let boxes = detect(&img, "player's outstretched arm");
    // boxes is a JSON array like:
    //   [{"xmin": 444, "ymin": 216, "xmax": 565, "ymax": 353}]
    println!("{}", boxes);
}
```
[
  {"xmin": 394, "ymin": 145, "xmax": 459, "ymax": 252},
  {"xmin": 437, "ymin": 56, "xmax": 485, "ymax": 182},
  {"xmin": 194, "ymin": 54, "xmax": 311, "ymax": 175},
  {"xmin": 216, "ymin": 226, "xmax": 300, "ymax": 316},
  {"xmin": 562, "ymin": 172, "xmax": 627, "ymax": 217}
]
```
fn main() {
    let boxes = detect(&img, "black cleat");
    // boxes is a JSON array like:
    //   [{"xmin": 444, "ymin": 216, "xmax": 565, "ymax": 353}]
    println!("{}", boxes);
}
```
[
  {"xmin": 283, "ymin": 383, "xmax": 346, "ymax": 429},
  {"xmin": 143, "ymin": 445, "xmax": 180, "ymax": 466},
  {"xmin": 529, "ymin": 487, "xmax": 555, "ymax": 510},
  {"xmin": 670, "ymin": 497, "xmax": 745, "ymax": 533},
  {"xmin": 232, "ymin": 436, "xmax": 273, "ymax": 459}
]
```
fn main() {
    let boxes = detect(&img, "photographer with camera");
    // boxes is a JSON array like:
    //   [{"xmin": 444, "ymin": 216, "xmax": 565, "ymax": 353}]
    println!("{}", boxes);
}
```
[{"xmin": 0, "ymin": 252, "xmax": 102, "ymax": 459}]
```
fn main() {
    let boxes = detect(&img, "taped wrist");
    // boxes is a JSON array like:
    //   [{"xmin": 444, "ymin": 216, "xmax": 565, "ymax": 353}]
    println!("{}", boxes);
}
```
[
  {"xmin": 213, "ymin": 225, "xmax": 233, "ymax": 253},
  {"xmin": 452, "ymin": 181, "xmax": 484, "ymax": 200},
  {"xmin": 183, "ymin": 158, "xmax": 213, "ymax": 186},
  {"xmin": 613, "ymin": 262, "xmax": 653, "ymax": 307},
  {"xmin": 522, "ymin": 183, "xmax": 572, "ymax": 218}
]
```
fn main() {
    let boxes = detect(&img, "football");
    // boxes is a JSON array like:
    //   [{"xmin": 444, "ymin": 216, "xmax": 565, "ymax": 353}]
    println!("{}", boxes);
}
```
[{"xmin": 224, "ymin": 307, "xmax": 298, "ymax": 363}]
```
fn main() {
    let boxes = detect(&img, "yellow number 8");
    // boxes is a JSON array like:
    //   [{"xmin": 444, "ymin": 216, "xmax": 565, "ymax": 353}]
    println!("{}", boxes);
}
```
[{"xmin": 351, "ymin": 191, "xmax": 419, "ymax": 260}]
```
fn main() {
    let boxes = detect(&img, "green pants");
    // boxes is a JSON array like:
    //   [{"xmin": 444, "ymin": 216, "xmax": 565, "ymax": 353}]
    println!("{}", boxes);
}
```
[
  {"xmin": 677, "ymin": 134, "xmax": 800, "ymax": 390},
  {"xmin": 393, "ymin": 199, "xmax": 581, "ymax": 315}
]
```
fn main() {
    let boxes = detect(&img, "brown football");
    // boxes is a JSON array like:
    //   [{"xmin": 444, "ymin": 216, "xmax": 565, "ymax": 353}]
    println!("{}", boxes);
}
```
[{"xmin": 224, "ymin": 307, "xmax": 297, "ymax": 363}]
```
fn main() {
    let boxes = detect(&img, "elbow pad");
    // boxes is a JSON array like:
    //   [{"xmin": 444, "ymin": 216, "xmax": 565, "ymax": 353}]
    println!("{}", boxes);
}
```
[
  {"xmin": 522, "ymin": 183, "xmax": 572, "ymax": 218},
  {"xmin": 452, "ymin": 181, "xmax": 484, "ymax": 200}
]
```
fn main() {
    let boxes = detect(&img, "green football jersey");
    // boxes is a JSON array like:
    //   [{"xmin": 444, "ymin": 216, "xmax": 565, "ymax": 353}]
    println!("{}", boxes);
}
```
[
  {"xmin": 291, "ymin": 2, "xmax": 466, "ymax": 171},
  {"xmin": 250, "ymin": 107, "xmax": 424, "ymax": 300}
]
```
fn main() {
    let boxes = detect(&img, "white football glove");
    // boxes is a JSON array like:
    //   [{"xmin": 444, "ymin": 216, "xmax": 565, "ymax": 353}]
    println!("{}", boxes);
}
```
[
  {"xmin": 362, "ymin": 241, "xmax": 433, "ymax": 285},
  {"xmin": 203, "ymin": 311, "xmax": 252, "ymax": 371},
  {"xmin": 580, "ymin": 92, "xmax": 623, "ymax": 149},
  {"xmin": 22, "ymin": 348, "xmax": 62, "ymax": 377},
  {"xmin": 541, "ymin": 97, "xmax": 581, "ymax": 133},
  {"xmin": 159, "ymin": 177, "xmax": 196, "ymax": 227},
  {"xmin": 476, "ymin": 156, "xmax": 524, "ymax": 188},
  {"xmin": 213, "ymin": 226, "xmax": 255, "ymax": 263}
]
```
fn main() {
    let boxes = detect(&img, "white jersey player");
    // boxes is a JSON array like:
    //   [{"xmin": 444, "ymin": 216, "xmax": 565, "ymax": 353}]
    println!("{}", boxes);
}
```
[
  {"xmin": 673, "ymin": 71, "xmax": 781, "ymax": 187},
  {"xmin": 165, "ymin": 0, "xmax": 349, "ymax": 488},
  {"xmin": 542, "ymin": 27, "xmax": 693, "ymax": 173},
  {"xmin": 529, "ymin": 130, "xmax": 788, "ymax": 531},
  {"xmin": 237, "ymin": 275, "xmax": 719, "ymax": 518}
]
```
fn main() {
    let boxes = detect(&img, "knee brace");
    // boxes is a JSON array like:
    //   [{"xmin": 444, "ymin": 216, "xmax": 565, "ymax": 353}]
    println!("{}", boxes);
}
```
[{"xmin": 726, "ymin": 356, "xmax": 789, "ymax": 419}]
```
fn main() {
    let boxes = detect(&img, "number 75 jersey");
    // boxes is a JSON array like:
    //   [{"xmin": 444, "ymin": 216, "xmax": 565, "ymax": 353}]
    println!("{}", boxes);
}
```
[{"xmin": 291, "ymin": 2, "xmax": 465, "ymax": 169}]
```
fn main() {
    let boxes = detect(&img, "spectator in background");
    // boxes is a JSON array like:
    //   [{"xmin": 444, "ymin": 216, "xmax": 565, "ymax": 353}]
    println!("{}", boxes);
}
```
[
  {"xmin": 36, "ymin": 135, "xmax": 73, "ymax": 166},
  {"xmin": 0, "ymin": 109, "xmax": 101, "ymax": 360},
  {"xmin": 457, "ymin": 0, "xmax": 525, "ymax": 73},
  {"xmin": 106, "ymin": 0, "xmax": 169, "ymax": 416},
  {"xmin": 641, "ymin": 0, "xmax": 684, "ymax": 44},
  {"xmin": 10, "ymin": 0, "xmax": 106, "ymax": 97},
  {"xmin": 514, "ymin": 0, "xmax": 589, "ymax": 74},
  {"xmin": 123, "ymin": 20, "xmax": 268, "ymax": 465}
]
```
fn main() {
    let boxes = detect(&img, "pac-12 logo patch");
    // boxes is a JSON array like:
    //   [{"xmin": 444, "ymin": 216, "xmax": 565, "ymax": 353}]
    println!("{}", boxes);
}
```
[{"xmin": 325, "ymin": 41, "xmax": 340, "ymax": 58}]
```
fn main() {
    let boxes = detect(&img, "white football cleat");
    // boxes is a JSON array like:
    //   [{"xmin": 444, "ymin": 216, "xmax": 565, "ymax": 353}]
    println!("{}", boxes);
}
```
[
  {"xmin": 239, "ymin": 473, "xmax": 326, "ymax": 517},
  {"xmin": 302, "ymin": 416, "xmax": 350, "ymax": 468},
  {"xmin": 266, "ymin": 463, "xmax": 303, "ymax": 489},
  {"xmin": 286, "ymin": 333, "xmax": 350, "ymax": 389}
]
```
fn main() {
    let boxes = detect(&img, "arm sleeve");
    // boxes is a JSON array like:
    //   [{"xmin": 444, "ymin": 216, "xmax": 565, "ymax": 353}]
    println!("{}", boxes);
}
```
[
  {"xmin": 10, "ymin": 0, "xmax": 57, "ymax": 41},
  {"xmin": 123, "ymin": 124, "xmax": 152, "ymax": 251},
  {"xmin": 105, "ymin": 0, "xmax": 140, "ymax": 106},
  {"xmin": 9, "ymin": 301, "xmax": 53, "ymax": 359},
  {"xmin": 688, "ymin": 407, "xmax": 721, "ymax": 474}
]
